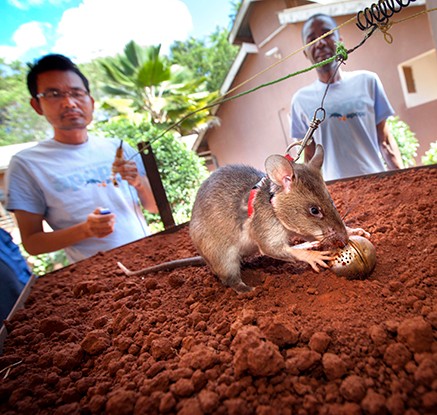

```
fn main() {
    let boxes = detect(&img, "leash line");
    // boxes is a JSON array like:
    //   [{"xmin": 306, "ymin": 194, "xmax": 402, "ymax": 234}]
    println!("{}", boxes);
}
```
[{"xmin": 126, "ymin": 6, "xmax": 436, "ymax": 160}]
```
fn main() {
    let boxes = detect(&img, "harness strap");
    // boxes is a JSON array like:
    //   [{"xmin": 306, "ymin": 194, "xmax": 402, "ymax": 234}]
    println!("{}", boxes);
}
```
[
  {"xmin": 247, "ymin": 178, "xmax": 265, "ymax": 217},
  {"xmin": 247, "ymin": 155, "xmax": 293, "ymax": 217},
  {"xmin": 247, "ymin": 189, "xmax": 257, "ymax": 217}
]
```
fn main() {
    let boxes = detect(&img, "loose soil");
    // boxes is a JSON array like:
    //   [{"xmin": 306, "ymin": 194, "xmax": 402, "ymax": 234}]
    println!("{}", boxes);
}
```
[{"xmin": 0, "ymin": 166, "xmax": 436, "ymax": 415}]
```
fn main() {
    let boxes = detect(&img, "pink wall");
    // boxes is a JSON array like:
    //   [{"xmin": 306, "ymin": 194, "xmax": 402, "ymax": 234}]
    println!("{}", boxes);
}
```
[{"xmin": 204, "ymin": 2, "xmax": 437, "ymax": 171}]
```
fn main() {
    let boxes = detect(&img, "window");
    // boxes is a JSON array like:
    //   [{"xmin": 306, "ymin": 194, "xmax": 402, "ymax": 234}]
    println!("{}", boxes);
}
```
[{"xmin": 398, "ymin": 49, "xmax": 437, "ymax": 108}]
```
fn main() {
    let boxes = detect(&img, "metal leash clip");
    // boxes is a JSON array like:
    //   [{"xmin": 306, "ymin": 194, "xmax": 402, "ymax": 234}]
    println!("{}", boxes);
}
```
[{"xmin": 286, "ymin": 107, "xmax": 326, "ymax": 161}]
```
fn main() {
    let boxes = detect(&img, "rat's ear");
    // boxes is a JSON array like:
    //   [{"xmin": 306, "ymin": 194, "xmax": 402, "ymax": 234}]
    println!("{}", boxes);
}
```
[
  {"xmin": 265, "ymin": 154, "xmax": 295, "ymax": 191},
  {"xmin": 308, "ymin": 144, "xmax": 324, "ymax": 170}
]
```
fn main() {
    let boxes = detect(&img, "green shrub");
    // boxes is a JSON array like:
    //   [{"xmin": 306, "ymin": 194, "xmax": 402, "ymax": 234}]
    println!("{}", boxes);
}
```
[
  {"xmin": 387, "ymin": 116, "xmax": 419, "ymax": 168},
  {"xmin": 95, "ymin": 118, "xmax": 209, "ymax": 231},
  {"xmin": 421, "ymin": 141, "xmax": 437, "ymax": 165},
  {"xmin": 21, "ymin": 119, "xmax": 209, "ymax": 274},
  {"xmin": 21, "ymin": 248, "xmax": 69, "ymax": 277}
]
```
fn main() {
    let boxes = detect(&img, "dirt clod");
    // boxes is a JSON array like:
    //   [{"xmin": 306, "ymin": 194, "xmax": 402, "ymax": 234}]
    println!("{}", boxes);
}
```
[{"xmin": 0, "ymin": 166, "xmax": 436, "ymax": 414}]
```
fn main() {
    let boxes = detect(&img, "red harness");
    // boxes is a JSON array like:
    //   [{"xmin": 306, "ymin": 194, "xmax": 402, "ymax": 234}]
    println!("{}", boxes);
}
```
[
  {"xmin": 247, "ymin": 184, "xmax": 260, "ymax": 217},
  {"xmin": 247, "ymin": 154, "xmax": 294, "ymax": 217}
]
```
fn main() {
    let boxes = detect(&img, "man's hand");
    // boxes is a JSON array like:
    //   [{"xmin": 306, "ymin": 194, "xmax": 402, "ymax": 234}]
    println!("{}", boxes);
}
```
[
  {"xmin": 85, "ymin": 209, "xmax": 116, "ymax": 238},
  {"xmin": 14, "ymin": 209, "xmax": 117, "ymax": 256},
  {"xmin": 112, "ymin": 158, "xmax": 142, "ymax": 189},
  {"xmin": 112, "ymin": 158, "xmax": 158, "ymax": 213},
  {"xmin": 377, "ymin": 120, "xmax": 404, "ymax": 170}
]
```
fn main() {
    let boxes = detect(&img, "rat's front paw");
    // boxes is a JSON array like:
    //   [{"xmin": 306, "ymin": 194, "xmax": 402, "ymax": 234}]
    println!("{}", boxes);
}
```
[
  {"xmin": 346, "ymin": 226, "xmax": 370, "ymax": 239},
  {"xmin": 291, "ymin": 249, "xmax": 335, "ymax": 272}
]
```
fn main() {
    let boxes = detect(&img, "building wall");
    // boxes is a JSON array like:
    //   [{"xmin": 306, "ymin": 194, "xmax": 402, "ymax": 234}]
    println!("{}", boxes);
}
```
[{"xmin": 204, "ymin": 2, "xmax": 437, "ymax": 171}]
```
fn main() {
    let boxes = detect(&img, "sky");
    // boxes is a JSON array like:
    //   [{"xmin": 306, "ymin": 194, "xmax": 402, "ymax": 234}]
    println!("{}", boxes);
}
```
[{"xmin": 0, "ymin": 0, "xmax": 236, "ymax": 64}]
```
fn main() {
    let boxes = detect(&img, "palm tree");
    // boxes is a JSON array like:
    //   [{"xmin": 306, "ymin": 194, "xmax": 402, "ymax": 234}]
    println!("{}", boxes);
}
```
[{"xmin": 99, "ymin": 41, "xmax": 218, "ymax": 136}]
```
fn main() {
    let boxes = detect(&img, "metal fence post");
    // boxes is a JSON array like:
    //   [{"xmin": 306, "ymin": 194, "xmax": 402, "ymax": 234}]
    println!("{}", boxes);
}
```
[{"xmin": 137, "ymin": 142, "xmax": 175, "ymax": 230}]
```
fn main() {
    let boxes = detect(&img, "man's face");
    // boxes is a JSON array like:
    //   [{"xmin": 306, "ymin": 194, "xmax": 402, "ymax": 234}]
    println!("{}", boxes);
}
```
[
  {"xmin": 302, "ymin": 16, "xmax": 341, "ymax": 72},
  {"xmin": 31, "ymin": 70, "xmax": 94, "ymax": 131}
]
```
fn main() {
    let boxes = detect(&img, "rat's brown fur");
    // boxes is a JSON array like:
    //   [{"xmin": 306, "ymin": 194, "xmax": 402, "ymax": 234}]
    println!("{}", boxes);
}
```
[{"xmin": 189, "ymin": 145, "xmax": 349, "ymax": 293}]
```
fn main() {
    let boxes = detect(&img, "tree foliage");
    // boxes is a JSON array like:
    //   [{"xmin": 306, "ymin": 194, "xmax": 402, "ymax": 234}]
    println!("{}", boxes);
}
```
[
  {"xmin": 0, "ymin": 58, "xmax": 50, "ymax": 145},
  {"xmin": 230, "ymin": 0, "xmax": 243, "ymax": 23},
  {"xmin": 98, "ymin": 41, "xmax": 219, "ymax": 136},
  {"xmin": 169, "ymin": 27, "xmax": 239, "ymax": 92},
  {"xmin": 0, "ymin": 6, "xmax": 239, "ymax": 274},
  {"xmin": 421, "ymin": 141, "xmax": 437, "ymax": 165},
  {"xmin": 78, "ymin": 59, "xmax": 112, "ymax": 102},
  {"xmin": 387, "ymin": 116, "xmax": 419, "ymax": 168},
  {"xmin": 21, "ymin": 248, "xmax": 69, "ymax": 277},
  {"xmin": 94, "ymin": 118, "xmax": 209, "ymax": 231}
]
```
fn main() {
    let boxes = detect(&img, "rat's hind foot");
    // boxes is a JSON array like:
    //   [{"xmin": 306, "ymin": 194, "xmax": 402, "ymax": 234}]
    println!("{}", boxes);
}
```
[{"xmin": 231, "ymin": 282, "xmax": 254, "ymax": 294}]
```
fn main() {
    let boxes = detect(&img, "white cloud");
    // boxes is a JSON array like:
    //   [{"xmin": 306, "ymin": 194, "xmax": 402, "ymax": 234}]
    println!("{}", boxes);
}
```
[
  {"xmin": 53, "ymin": 0, "xmax": 193, "ymax": 62},
  {"xmin": 13, "ymin": 21, "xmax": 49, "ymax": 47},
  {"xmin": 8, "ymin": 0, "xmax": 73, "ymax": 10},
  {"xmin": 7, "ymin": 0, "xmax": 37, "ymax": 10},
  {"xmin": 1, "ymin": 0, "xmax": 193, "ymax": 63},
  {"xmin": 0, "ymin": 21, "xmax": 50, "ymax": 62}
]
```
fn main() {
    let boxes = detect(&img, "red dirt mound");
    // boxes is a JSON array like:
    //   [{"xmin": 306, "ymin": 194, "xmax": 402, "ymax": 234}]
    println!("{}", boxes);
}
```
[{"xmin": 0, "ymin": 166, "xmax": 436, "ymax": 415}]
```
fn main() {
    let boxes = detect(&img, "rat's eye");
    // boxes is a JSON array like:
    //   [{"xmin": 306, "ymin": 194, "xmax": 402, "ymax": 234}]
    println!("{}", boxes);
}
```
[{"xmin": 309, "ymin": 206, "xmax": 323, "ymax": 218}]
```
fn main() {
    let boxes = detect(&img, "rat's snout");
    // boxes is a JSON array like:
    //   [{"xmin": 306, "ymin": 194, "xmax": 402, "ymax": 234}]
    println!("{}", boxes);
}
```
[
  {"xmin": 322, "ymin": 229, "xmax": 348, "ymax": 250},
  {"xmin": 334, "ymin": 238, "xmax": 348, "ymax": 249}
]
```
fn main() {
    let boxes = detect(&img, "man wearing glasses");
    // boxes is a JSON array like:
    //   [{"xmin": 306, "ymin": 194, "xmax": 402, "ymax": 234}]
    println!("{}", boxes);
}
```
[{"xmin": 5, "ymin": 54, "xmax": 158, "ymax": 264}]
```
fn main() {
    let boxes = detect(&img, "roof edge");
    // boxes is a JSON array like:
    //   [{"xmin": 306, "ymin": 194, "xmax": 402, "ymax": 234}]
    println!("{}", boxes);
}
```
[
  {"xmin": 192, "ymin": 43, "xmax": 259, "ymax": 152},
  {"xmin": 220, "ymin": 42, "xmax": 259, "ymax": 95},
  {"xmin": 229, "ymin": 0, "xmax": 260, "ymax": 44},
  {"xmin": 278, "ymin": 0, "xmax": 426, "ymax": 24}
]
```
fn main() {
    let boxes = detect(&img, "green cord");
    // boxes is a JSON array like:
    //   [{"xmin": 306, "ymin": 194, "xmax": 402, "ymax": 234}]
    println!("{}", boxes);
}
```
[
  {"xmin": 214, "ymin": 42, "xmax": 349, "ymax": 106},
  {"xmin": 335, "ymin": 41, "xmax": 349, "ymax": 61},
  {"xmin": 217, "ymin": 58, "xmax": 334, "ymax": 104},
  {"xmin": 131, "ymin": 43, "xmax": 351, "ymax": 155}
]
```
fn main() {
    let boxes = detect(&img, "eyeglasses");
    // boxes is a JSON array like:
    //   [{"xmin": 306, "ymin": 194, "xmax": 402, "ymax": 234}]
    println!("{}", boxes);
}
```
[{"xmin": 36, "ymin": 89, "xmax": 89, "ymax": 101}]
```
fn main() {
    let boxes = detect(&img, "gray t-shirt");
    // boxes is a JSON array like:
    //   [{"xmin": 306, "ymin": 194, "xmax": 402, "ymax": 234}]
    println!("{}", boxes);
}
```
[
  {"xmin": 6, "ymin": 135, "xmax": 150, "ymax": 263},
  {"xmin": 290, "ymin": 70, "xmax": 394, "ymax": 181}
]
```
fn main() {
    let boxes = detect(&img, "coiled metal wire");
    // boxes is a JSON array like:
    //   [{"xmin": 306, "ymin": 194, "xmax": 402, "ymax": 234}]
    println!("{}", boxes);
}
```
[{"xmin": 356, "ymin": 0, "xmax": 418, "ymax": 30}]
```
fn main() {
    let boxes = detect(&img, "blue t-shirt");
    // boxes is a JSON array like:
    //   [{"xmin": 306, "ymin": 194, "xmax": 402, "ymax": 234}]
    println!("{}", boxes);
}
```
[
  {"xmin": 0, "ymin": 228, "xmax": 31, "ymax": 285},
  {"xmin": 290, "ymin": 70, "xmax": 394, "ymax": 181},
  {"xmin": 5, "ymin": 135, "xmax": 150, "ymax": 263}
]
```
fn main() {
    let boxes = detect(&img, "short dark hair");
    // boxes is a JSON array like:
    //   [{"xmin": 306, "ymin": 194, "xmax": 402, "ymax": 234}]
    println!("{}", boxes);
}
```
[
  {"xmin": 302, "ymin": 13, "xmax": 338, "ymax": 42},
  {"xmin": 27, "ymin": 54, "xmax": 90, "ymax": 99}
]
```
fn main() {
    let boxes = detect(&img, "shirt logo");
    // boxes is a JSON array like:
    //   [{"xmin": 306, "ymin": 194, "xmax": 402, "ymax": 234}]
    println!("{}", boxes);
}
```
[
  {"xmin": 53, "ymin": 164, "xmax": 113, "ymax": 192},
  {"xmin": 329, "ymin": 111, "xmax": 365, "ymax": 121}
]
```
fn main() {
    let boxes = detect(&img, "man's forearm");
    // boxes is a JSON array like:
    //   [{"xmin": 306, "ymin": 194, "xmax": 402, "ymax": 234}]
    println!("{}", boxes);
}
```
[
  {"xmin": 377, "ymin": 121, "xmax": 404, "ymax": 170},
  {"xmin": 380, "ymin": 138, "xmax": 404, "ymax": 170},
  {"xmin": 21, "ymin": 223, "xmax": 91, "ymax": 256},
  {"xmin": 135, "ymin": 177, "xmax": 158, "ymax": 213},
  {"xmin": 382, "ymin": 149, "xmax": 403, "ymax": 169}
]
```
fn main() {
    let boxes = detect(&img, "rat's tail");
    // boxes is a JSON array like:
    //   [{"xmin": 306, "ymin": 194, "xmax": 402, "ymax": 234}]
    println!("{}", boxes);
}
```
[{"xmin": 117, "ymin": 256, "xmax": 205, "ymax": 277}]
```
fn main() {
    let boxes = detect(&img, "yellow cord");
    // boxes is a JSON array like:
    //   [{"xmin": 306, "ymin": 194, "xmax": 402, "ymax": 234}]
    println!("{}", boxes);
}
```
[
  {"xmin": 222, "ymin": 16, "xmax": 357, "ymax": 100},
  {"xmin": 377, "ymin": 7, "xmax": 437, "ymax": 44}
]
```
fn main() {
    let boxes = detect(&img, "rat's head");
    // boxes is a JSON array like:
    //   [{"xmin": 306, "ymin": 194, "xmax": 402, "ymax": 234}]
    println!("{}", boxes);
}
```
[{"xmin": 265, "ymin": 145, "xmax": 348, "ymax": 248}]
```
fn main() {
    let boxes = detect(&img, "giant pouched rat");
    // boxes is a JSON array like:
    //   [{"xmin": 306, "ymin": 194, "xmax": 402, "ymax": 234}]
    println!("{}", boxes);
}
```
[{"xmin": 118, "ymin": 144, "xmax": 368, "ymax": 293}]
